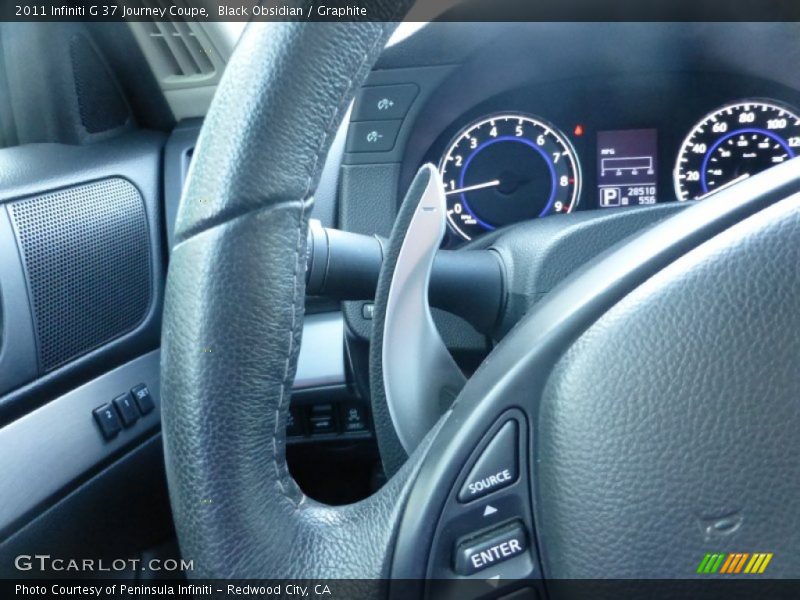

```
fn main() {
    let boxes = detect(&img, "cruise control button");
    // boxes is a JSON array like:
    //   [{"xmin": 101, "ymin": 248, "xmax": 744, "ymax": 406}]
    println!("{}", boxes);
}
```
[
  {"xmin": 458, "ymin": 420, "xmax": 518, "ymax": 502},
  {"xmin": 455, "ymin": 521, "xmax": 528, "ymax": 575}
]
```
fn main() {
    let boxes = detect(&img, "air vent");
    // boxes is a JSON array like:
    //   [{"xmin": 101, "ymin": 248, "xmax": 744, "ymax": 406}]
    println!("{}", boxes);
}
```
[
  {"xmin": 144, "ymin": 20, "xmax": 215, "ymax": 79},
  {"xmin": 128, "ymin": 17, "xmax": 238, "ymax": 119},
  {"xmin": 129, "ymin": 12, "xmax": 226, "ymax": 88}
]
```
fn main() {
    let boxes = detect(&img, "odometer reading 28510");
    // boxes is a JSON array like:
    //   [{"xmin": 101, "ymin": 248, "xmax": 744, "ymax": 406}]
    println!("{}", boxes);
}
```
[
  {"xmin": 439, "ymin": 114, "xmax": 581, "ymax": 240},
  {"xmin": 675, "ymin": 100, "xmax": 800, "ymax": 201}
]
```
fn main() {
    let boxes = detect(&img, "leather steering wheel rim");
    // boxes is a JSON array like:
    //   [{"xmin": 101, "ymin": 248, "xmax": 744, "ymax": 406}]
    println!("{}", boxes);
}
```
[{"xmin": 160, "ymin": 19, "xmax": 419, "ymax": 578}]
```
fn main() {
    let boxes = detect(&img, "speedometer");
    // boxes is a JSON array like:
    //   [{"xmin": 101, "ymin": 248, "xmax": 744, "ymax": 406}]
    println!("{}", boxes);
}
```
[
  {"xmin": 675, "ymin": 100, "xmax": 800, "ymax": 200},
  {"xmin": 439, "ymin": 114, "xmax": 581, "ymax": 241}
]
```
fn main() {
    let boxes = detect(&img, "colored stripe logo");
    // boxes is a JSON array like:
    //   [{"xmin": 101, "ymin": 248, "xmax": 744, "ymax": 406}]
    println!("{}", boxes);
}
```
[{"xmin": 697, "ymin": 552, "xmax": 773, "ymax": 575}]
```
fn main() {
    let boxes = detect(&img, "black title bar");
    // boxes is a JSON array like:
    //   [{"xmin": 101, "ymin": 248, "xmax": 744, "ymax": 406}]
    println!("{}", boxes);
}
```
[{"xmin": 5, "ymin": 0, "xmax": 800, "ymax": 22}]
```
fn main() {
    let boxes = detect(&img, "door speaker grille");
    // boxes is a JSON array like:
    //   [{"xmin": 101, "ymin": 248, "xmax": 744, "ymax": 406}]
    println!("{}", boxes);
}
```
[{"xmin": 8, "ymin": 178, "xmax": 151, "ymax": 372}]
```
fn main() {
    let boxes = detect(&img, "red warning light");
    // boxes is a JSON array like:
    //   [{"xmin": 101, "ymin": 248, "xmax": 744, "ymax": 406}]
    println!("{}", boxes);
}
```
[{"xmin": 574, "ymin": 124, "xmax": 585, "ymax": 137}]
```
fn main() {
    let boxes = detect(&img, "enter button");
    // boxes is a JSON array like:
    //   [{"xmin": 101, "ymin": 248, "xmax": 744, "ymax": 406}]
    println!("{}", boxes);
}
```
[
  {"xmin": 455, "ymin": 521, "xmax": 528, "ymax": 575},
  {"xmin": 458, "ymin": 420, "xmax": 518, "ymax": 503}
]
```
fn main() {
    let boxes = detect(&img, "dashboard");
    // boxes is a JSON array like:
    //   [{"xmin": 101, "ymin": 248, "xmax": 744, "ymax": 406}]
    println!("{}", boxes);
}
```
[
  {"xmin": 420, "ymin": 73, "xmax": 800, "ymax": 246},
  {"xmin": 337, "ymin": 22, "xmax": 800, "ymax": 344}
]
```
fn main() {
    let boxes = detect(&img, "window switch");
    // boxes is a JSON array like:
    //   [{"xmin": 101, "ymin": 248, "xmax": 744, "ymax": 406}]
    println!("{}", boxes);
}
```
[
  {"xmin": 113, "ymin": 393, "xmax": 139, "ymax": 427},
  {"xmin": 93, "ymin": 404, "xmax": 122, "ymax": 440},
  {"xmin": 130, "ymin": 383, "xmax": 154, "ymax": 415}
]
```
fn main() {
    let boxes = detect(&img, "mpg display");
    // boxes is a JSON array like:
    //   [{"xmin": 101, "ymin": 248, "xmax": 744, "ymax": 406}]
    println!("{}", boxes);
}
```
[{"xmin": 597, "ymin": 129, "xmax": 658, "ymax": 208}]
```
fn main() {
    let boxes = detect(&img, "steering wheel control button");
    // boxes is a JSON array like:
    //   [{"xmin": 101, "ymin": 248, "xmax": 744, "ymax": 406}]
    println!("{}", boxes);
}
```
[
  {"xmin": 454, "ymin": 521, "xmax": 528, "ymax": 575},
  {"xmin": 458, "ymin": 420, "xmax": 518, "ymax": 503},
  {"xmin": 130, "ymin": 383, "xmax": 154, "ymax": 415},
  {"xmin": 346, "ymin": 120, "xmax": 402, "ymax": 153},
  {"xmin": 93, "ymin": 404, "xmax": 122, "ymax": 440},
  {"xmin": 352, "ymin": 84, "xmax": 419, "ymax": 121},
  {"xmin": 112, "ymin": 393, "xmax": 140, "ymax": 427}
]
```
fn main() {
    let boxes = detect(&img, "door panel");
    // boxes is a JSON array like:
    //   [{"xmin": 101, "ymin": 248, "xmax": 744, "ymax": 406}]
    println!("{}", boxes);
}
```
[{"xmin": 0, "ymin": 132, "xmax": 169, "ymax": 571}]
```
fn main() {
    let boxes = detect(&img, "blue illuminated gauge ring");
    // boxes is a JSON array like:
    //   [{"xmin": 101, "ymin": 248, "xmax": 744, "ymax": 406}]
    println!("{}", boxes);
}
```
[
  {"xmin": 438, "ymin": 113, "xmax": 582, "ymax": 241},
  {"xmin": 674, "ymin": 100, "xmax": 800, "ymax": 201},
  {"xmin": 458, "ymin": 136, "xmax": 558, "ymax": 229}
]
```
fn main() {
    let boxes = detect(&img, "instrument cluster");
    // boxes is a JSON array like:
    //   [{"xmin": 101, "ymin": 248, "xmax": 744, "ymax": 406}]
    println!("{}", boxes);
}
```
[{"xmin": 426, "ymin": 75, "xmax": 800, "ymax": 243}]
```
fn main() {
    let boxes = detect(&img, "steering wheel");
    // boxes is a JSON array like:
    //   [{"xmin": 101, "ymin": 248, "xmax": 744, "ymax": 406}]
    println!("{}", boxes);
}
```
[{"xmin": 161, "ymin": 19, "xmax": 800, "ymax": 594}]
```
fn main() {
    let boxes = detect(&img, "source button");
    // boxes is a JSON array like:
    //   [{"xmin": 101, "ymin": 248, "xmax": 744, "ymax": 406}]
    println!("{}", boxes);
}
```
[{"xmin": 458, "ymin": 420, "xmax": 518, "ymax": 503}]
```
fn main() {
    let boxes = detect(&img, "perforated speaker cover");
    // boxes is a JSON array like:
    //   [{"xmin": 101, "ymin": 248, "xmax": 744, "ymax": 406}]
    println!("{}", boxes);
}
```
[
  {"xmin": 70, "ymin": 33, "xmax": 130, "ymax": 135},
  {"xmin": 9, "ymin": 178, "xmax": 151, "ymax": 372}
]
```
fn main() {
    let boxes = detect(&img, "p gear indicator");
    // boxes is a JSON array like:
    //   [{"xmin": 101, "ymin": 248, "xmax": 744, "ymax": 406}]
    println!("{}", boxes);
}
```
[{"xmin": 597, "ymin": 129, "xmax": 658, "ymax": 208}]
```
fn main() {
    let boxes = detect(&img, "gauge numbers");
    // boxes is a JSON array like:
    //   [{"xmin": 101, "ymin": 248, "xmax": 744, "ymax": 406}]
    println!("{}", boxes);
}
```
[
  {"xmin": 675, "ymin": 100, "xmax": 800, "ymax": 201},
  {"xmin": 439, "ymin": 114, "xmax": 581, "ymax": 240}
]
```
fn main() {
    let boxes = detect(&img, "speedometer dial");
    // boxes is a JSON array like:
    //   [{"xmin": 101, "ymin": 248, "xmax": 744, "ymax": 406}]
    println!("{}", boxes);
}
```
[
  {"xmin": 439, "ymin": 114, "xmax": 581, "ymax": 241},
  {"xmin": 675, "ymin": 100, "xmax": 800, "ymax": 200}
]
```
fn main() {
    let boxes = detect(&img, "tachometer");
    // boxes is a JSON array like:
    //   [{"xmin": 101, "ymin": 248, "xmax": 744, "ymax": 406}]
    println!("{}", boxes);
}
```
[
  {"xmin": 675, "ymin": 100, "xmax": 800, "ymax": 200},
  {"xmin": 439, "ymin": 114, "xmax": 581, "ymax": 241}
]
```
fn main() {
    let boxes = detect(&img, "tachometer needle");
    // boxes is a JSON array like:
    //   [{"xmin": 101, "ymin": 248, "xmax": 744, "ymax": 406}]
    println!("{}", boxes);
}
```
[
  {"xmin": 445, "ymin": 179, "xmax": 501, "ymax": 195},
  {"xmin": 697, "ymin": 173, "xmax": 750, "ymax": 200}
]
